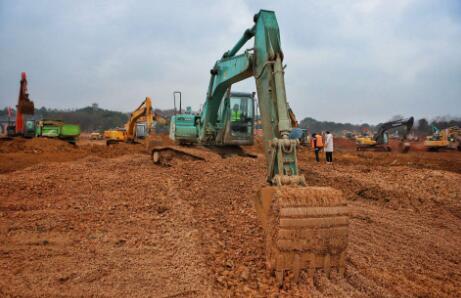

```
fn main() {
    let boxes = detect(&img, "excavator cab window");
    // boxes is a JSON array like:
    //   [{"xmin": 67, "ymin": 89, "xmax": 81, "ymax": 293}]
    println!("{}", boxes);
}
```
[
  {"xmin": 229, "ymin": 96, "xmax": 254, "ymax": 135},
  {"xmin": 383, "ymin": 132, "xmax": 389, "ymax": 144}
]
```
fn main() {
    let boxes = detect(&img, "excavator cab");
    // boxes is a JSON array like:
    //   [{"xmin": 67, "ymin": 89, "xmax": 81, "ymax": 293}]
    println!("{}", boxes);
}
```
[
  {"xmin": 135, "ymin": 122, "xmax": 148, "ymax": 139},
  {"xmin": 375, "ymin": 132, "xmax": 389, "ymax": 145},
  {"xmin": 171, "ymin": 92, "xmax": 255, "ymax": 146},
  {"xmin": 219, "ymin": 92, "xmax": 254, "ymax": 145}
]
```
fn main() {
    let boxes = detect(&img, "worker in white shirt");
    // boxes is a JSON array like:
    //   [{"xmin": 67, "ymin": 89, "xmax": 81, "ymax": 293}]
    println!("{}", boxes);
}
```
[{"xmin": 325, "ymin": 131, "xmax": 334, "ymax": 164}]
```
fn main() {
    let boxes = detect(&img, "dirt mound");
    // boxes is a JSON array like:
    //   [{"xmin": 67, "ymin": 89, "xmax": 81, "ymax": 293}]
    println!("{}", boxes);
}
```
[
  {"xmin": 299, "ymin": 155, "xmax": 461, "ymax": 213},
  {"xmin": 0, "ymin": 138, "xmax": 77, "ymax": 153},
  {"xmin": 0, "ymin": 138, "xmax": 146, "ymax": 174},
  {"xmin": 0, "ymin": 154, "xmax": 210, "ymax": 297},
  {"xmin": 246, "ymin": 134, "xmax": 265, "ymax": 154},
  {"xmin": 82, "ymin": 142, "xmax": 145, "ymax": 158}
]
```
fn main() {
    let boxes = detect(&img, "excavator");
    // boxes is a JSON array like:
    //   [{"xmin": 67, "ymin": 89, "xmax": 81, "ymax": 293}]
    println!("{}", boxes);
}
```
[
  {"xmin": 168, "ymin": 91, "xmax": 255, "ymax": 146},
  {"xmin": 424, "ymin": 126, "xmax": 461, "ymax": 151},
  {"xmin": 356, "ymin": 117, "xmax": 414, "ymax": 152},
  {"xmin": 150, "ymin": 10, "xmax": 348, "ymax": 285},
  {"xmin": 8, "ymin": 72, "xmax": 35, "ymax": 137},
  {"xmin": 160, "ymin": 91, "xmax": 299, "ymax": 156},
  {"xmin": 104, "ymin": 96, "xmax": 157, "ymax": 145}
]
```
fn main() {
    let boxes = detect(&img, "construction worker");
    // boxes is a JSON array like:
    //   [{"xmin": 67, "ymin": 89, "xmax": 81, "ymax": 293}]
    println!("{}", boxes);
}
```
[
  {"xmin": 231, "ymin": 104, "xmax": 241, "ymax": 122},
  {"xmin": 311, "ymin": 133, "xmax": 323, "ymax": 162},
  {"xmin": 325, "ymin": 131, "xmax": 334, "ymax": 164},
  {"xmin": 317, "ymin": 132, "xmax": 324, "ymax": 151}
]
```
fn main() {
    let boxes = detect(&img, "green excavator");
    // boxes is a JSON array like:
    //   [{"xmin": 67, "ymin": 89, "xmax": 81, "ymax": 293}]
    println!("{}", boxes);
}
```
[
  {"xmin": 168, "ymin": 91, "xmax": 255, "ymax": 146},
  {"xmin": 150, "ymin": 10, "xmax": 349, "ymax": 285}
]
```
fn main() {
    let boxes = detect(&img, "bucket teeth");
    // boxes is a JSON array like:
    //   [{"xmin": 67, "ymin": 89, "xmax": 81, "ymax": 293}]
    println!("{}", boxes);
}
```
[{"xmin": 254, "ymin": 186, "xmax": 349, "ymax": 286}]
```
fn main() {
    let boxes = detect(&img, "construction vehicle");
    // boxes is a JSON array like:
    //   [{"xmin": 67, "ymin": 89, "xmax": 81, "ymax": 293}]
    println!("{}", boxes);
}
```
[
  {"xmin": 104, "ymin": 97, "xmax": 154, "ymax": 145},
  {"xmin": 168, "ymin": 91, "xmax": 255, "ymax": 146},
  {"xmin": 89, "ymin": 132, "xmax": 103, "ymax": 140},
  {"xmin": 103, "ymin": 128, "xmax": 126, "ymax": 144},
  {"xmin": 7, "ymin": 72, "xmax": 35, "ymax": 137},
  {"xmin": 167, "ymin": 90, "xmax": 298, "ymax": 148},
  {"xmin": 35, "ymin": 119, "xmax": 81, "ymax": 144},
  {"xmin": 343, "ymin": 130, "xmax": 355, "ymax": 140},
  {"xmin": 286, "ymin": 108, "xmax": 310, "ymax": 146},
  {"xmin": 356, "ymin": 117, "xmax": 414, "ymax": 152},
  {"xmin": 151, "ymin": 10, "xmax": 348, "ymax": 285},
  {"xmin": 424, "ymin": 126, "xmax": 461, "ymax": 151},
  {"xmin": 289, "ymin": 128, "xmax": 309, "ymax": 146}
]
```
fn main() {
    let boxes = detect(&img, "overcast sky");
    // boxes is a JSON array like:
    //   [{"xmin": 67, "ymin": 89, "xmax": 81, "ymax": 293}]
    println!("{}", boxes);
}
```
[{"xmin": 1, "ymin": 0, "xmax": 460, "ymax": 124}]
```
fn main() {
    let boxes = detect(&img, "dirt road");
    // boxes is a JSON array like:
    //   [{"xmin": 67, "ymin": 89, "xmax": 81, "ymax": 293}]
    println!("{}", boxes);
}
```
[{"xmin": 1, "ymin": 138, "xmax": 460, "ymax": 297}]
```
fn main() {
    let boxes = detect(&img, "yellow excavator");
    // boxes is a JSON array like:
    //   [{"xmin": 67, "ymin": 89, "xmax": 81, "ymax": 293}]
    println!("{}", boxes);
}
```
[
  {"xmin": 104, "ymin": 97, "xmax": 155, "ymax": 145},
  {"xmin": 424, "ymin": 126, "xmax": 461, "ymax": 151},
  {"xmin": 356, "ymin": 117, "xmax": 414, "ymax": 152}
]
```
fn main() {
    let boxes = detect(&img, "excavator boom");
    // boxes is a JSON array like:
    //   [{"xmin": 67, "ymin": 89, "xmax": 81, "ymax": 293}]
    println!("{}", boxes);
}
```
[
  {"xmin": 125, "ymin": 97, "xmax": 153, "ymax": 142},
  {"xmin": 356, "ymin": 116, "xmax": 414, "ymax": 152},
  {"xmin": 15, "ymin": 72, "xmax": 35, "ymax": 134},
  {"xmin": 373, "ymin": 117, "xmax": 414, "ymax": 143}
]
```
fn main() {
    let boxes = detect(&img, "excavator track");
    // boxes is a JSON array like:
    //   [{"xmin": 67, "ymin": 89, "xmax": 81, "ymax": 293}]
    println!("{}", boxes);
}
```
[
  {"xmin": 149, "ymin": 142, "xmax": 257, "ymax": 166},
  {"xmin": 150, "ymin": 146, "xmax": 207, "ymax": 166},
  {"xmin": 254, "ymin": 186, "xmax": 349, "ymax": 286}
]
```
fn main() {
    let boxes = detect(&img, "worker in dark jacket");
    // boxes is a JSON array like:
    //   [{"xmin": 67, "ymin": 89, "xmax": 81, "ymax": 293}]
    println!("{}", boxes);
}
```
[{"xmin": 311, "ymin": 133, "xmax": 321, "ymax": 162}]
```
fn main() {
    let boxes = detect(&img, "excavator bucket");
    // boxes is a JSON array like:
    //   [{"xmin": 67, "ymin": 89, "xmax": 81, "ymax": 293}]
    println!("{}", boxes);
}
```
[{"xmin": 254, "ymin": 186, "xmax": 348, "ymax": 286}]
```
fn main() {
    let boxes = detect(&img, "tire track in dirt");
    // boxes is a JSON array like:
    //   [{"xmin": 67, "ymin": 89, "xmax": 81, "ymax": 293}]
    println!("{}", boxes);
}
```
[{"xmin": 298, "ymin": 159, "xmax": 461, "ymax": 297}]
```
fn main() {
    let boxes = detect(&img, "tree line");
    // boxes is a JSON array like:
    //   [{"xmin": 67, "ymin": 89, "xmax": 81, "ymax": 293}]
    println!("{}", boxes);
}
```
[
  {"xmin": 0, "ymin": 106, "xmax": 128, "ymax": 131},
  {"xmin": 1, "ymin": 106, "xmax": 459, "ymax": 135},
  {"xmin": 0, "ymin": 105, "xmax": 178, "ymax": 132},
  {"xmin": 299, "ymin": 116, "xmax": 461, "ymax": 136}
]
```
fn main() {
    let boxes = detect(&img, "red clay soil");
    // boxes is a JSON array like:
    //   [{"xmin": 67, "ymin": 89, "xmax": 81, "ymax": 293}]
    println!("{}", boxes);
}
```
[
  {"xmin": 0, "ymin": 138, "xmax": 146, "ymax": 174},
  {"xmin": 1, "ymin": 137, "xmax": 461, "ymax": 296}
]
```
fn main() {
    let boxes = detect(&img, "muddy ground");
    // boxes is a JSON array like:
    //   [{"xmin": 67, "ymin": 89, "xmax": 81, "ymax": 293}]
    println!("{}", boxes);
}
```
[{"xmin": 0, "ymin": 136, "xmax": 460, "ymax": 297}]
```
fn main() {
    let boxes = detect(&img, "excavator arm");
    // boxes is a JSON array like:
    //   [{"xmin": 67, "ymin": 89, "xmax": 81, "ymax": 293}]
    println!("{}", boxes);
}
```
[
  {"xmin": 288, "ymin": 108, "xmax": 299, "ymax": 128},
  {"xmin": 125, "ymin": 97, "xmax": 153, "ymax": 142},
  {"xmin": 197, "ymin": 10, "xmax": 348, "ymax": 285},
  {"xmin": 199, "ymin": 53, "xmax": 253, "ymax": 141},
  {"xmin": 15, "ymin": 72, "xmax": 35, "ymax": 134},
  {"xmin": 374, "ymin": 116, "xmax": 414, "ymax": 143},
  {"xmin": 105, "ymin": 97, "xmax": 153, "ymax": 145},
  {"xmin": 200, "ymin": 11, "xmax": 303, "ymax": 185}
]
